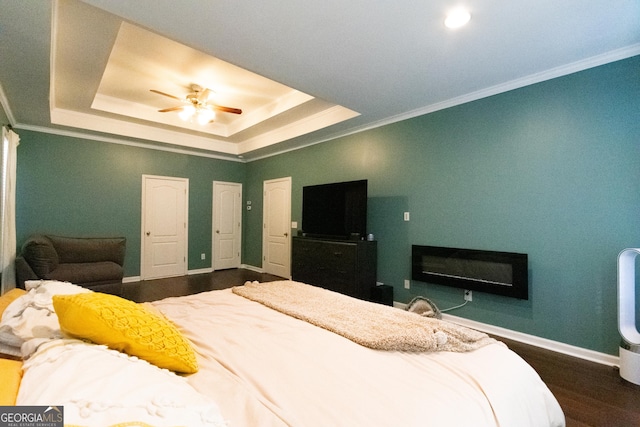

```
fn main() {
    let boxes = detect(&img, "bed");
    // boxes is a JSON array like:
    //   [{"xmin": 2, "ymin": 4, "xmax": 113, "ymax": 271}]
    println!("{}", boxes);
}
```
[{"xmin": 0, "ymin": 279, "xmax": 565, "ymax": 427}]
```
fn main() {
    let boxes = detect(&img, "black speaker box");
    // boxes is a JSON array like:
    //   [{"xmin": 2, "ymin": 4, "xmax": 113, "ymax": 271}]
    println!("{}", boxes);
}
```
[{"xmin": 371, "ymin": 285, "xmax": 393, "ymax": 306}]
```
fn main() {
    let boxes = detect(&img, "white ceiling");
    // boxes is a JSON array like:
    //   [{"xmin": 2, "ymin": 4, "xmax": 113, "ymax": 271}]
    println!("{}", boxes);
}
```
[{"xmin": 0, "ymin": 0, "xmax": 638, "ymax": 161}]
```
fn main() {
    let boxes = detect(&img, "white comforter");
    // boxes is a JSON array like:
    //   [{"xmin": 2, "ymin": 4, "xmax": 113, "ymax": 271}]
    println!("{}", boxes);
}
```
[
  {"xmin": 152, "ymin": 288, "xmax": 565, "ymax": 427},
  {"xmin": 13, "ymin": 283, "xmax": 564, "ymax": 426}
]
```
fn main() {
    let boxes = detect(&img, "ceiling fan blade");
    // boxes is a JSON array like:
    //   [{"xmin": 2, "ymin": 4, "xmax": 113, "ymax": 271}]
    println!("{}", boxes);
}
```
[
  {"xmin": 213, "ymin": 105, "xmax": 242, "ymax": 115},
  {"xmin": 158, "ymin": 106, "xmax": 185, "ymax": 113},
  {"xmin": 199, "ymin": 88, "xmax": 213, "ymax": 102},
  {"xmin": 150, "ymin": 89, "xmax": 182, "ymax": 101}
]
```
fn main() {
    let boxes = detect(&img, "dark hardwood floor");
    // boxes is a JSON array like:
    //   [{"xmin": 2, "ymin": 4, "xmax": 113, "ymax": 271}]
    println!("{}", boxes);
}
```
[
  {"xmin": 121, "ymin": 268, "xmax": 285, "ymax": 303},
  {"xmin": 124, "ymin": 269, "xmax": 640, "ymax": 427},
  {"xmin": 498, "ymin": 337, "xmax": 640, "ymax": 427}
]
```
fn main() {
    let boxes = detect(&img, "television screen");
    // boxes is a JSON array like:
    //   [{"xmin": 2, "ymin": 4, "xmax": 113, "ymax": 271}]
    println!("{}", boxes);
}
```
[{"xmin": 302, "ymin": 180, "xmax": 367, "ymax": 239}]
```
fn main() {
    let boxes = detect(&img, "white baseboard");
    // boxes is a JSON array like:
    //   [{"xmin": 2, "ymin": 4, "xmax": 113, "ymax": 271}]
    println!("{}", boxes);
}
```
[
  {"xmin": 188, "ymin": 267, "xmax": 213, "ymax": 275},
  {"xmin": 240, "ymin": 264, "xmax": 263, "ymax": 273},
  {"xmin": 122, "ymin": 276, "xmax": 141, "ymax": 283},
  {"xmin": 191, "ymin": 264, "xmax": 265, "ymax": 274},
  {"xmin": 393, "ymin": 301, "xmax": 619, "ymax": 367}
]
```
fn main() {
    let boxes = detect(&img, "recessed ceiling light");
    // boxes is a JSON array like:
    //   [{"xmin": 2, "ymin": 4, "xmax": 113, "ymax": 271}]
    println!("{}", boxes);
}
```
[{"xmin": 445, "ymin": 9, "xmax": 471, "ymax": 29}]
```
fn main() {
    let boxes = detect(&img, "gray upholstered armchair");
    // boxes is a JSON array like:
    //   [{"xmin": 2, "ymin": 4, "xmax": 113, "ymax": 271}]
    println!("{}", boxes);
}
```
[{"xmin": 15, "ymin": 234, "xmax": 126, "ymax": 295}]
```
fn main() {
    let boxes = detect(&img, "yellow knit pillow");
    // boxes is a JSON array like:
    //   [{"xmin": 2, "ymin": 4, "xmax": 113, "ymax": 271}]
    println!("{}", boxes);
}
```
[{"xmin": 52, "ymin": 293, "xmax": 198, "ymax": 373}]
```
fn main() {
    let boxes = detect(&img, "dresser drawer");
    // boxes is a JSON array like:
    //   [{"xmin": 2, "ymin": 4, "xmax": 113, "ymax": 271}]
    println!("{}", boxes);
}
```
[{"xmin": 315, "ymin": 243, "xmax": 356, "ymax": 269}]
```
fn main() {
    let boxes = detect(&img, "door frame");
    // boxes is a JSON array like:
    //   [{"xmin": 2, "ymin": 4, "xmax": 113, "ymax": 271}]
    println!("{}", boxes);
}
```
[
  {"xmin": 140, "ymin": 174, "xmax": 189, "ymax": 280},
  {"xmin": 212, "ymin": 181, "xmax": 242, "ymax": 271}
]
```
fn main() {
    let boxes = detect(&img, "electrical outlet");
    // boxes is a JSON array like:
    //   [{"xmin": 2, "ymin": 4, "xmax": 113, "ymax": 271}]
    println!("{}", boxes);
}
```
[
  {"xmin": 201, "ymin": 253, "xmax": 206, "ymax": 260},
  {"xmin": 404, "ymin": 212, "xmax": 410, "ymax": 221},
  {"xmin": 404, "ymin": 279, "xmax": 410, "ymax": 289},
  {"xmin": 464, "ymin": 290, "xmax": 472, "ymax": 301}
]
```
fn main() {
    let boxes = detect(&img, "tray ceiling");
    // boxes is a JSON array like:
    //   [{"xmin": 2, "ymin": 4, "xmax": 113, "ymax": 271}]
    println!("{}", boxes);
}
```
[{"xmin": 0, "ymin": 0, "xmax": 638, "ymax": 160}]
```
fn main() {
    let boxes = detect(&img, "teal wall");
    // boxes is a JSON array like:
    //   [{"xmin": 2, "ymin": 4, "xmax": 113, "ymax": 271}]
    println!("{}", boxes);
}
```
[
  {"xmin": 16, "ymin": 131, "xmax": 245, "ymax": 276},
  {"xmin": 244, "ymin": 56, "xmax": 640, "ymax": 355},
  {"xmin": 15, "ymin": 56, "xmax": 639, "ymax": 355}
]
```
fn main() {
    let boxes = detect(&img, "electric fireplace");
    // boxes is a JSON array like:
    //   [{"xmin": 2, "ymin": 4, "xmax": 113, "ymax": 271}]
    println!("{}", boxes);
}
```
[{"xmin": 412, "ymin": 245, "xmax": 529, "ymax": 299}]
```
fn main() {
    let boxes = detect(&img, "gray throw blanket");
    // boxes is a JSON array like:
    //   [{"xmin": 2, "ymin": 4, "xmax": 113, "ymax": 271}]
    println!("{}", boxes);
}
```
[{"xmin": 233, "ymin": 280, "xmax": 497, "ymax": 353}]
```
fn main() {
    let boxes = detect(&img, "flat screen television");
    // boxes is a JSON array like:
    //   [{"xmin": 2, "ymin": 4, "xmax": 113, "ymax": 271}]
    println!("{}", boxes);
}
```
[{"xmin": 302, "ymin": 180, "xmax": 367, "ymax": 239}]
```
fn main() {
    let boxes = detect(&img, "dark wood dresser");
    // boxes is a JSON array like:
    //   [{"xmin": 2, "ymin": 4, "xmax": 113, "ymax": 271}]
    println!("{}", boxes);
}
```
[{"xmin": 291, "ymin": 236, "xmax": 377, "ymax": 301}]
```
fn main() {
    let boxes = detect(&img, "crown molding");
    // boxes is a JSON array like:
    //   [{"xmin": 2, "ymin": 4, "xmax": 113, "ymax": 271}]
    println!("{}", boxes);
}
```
[{"xmin": 13, "ymin": 122, "xmax": 245, "ymax": 162}]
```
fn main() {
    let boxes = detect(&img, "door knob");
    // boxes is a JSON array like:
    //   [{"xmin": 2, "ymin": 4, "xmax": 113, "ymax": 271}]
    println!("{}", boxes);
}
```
[
  {"xmin": 284, "ymin": 232, "xmax": 288, "ymax": 237},
  {"xmin": 216, "ymin": 230, "xmax": 220, "ymax": 234},
  {"xmin": 146, "ymin": 231, "xmax": 150, "ymax": 236}
]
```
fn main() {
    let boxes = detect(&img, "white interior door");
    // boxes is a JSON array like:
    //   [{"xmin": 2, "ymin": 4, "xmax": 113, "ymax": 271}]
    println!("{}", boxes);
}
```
[
  {"xmin": 213, "ymin": 181, "xmax": 242, "ymax": 270},
  {"xmin": 262, "ymin": 177, "xmax": 291, "ymax": 278},
  {"xmin": 141, "ymin": 175, "xmax": 188, "ymax": 279}
]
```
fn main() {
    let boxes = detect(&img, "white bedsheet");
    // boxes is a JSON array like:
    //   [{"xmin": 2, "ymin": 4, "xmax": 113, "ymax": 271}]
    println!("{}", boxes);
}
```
[
  {"xmin": 153, "ymin": 288, "xmax": 565, "ymax": 427},
  {"xmin": 17, "ymin": 339, "xmax": 228, "ymax": 427}
]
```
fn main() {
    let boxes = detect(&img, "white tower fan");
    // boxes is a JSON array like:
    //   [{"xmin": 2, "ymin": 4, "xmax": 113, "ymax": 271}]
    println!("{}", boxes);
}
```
[{"xmin": 618, "ymin": 248, "xmax": 640, "ymax": 385}]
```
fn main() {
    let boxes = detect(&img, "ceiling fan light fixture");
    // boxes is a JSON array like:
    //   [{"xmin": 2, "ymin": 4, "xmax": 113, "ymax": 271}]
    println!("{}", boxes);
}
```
[
  {"xmin": 445, "ymin": 9, "xmax": 471, "ymax": 29},
  {"xmin": 152, "ymin": 85, "xmax": 240, "ymax": 125},
  {"xmin": 179, "ymin": 105, "xmax": 196, "ymax": 121},
  {"xmin": 196, "ymin": 108, "xmax": 215, "ymax": 125}
]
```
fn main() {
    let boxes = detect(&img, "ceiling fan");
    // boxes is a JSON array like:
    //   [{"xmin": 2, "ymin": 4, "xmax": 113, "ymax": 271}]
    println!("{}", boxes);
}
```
[{"xmin": 150, "ymin": 84, "xmax": 242, "ymax": 125}]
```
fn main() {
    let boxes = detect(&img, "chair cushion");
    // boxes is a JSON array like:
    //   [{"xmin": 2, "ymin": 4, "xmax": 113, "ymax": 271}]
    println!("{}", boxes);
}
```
[{"xmin": 46, "ymin": 262, "xmax": 123, "ymax": 284}]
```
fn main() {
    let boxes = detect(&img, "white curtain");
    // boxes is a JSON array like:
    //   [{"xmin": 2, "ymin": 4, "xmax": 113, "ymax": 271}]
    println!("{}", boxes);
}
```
[{"xmin": 0, "ymin": 126, "xmax": 19, "ymax": 294}]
